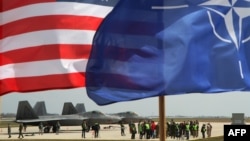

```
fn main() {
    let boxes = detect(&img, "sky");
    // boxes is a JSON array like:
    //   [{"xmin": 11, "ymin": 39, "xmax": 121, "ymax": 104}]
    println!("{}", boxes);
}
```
[{"xmin": 1, "ymin": 88, "xmax": 250, "ymax": 117}]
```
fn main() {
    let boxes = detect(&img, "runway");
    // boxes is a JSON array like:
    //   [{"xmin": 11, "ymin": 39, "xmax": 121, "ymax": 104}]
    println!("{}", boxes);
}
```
[{"xmin": 0, "ymin": 122, "xmax": 229, "ymax": 140}]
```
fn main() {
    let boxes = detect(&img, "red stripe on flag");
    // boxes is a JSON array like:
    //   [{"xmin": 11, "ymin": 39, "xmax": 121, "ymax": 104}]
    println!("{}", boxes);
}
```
[
  {"xmin": 1, "ymin": 73, "xmax": 85, "ymax": 95},
  {"xmin": 1, "ymin": 15, "xmax": 102, "ymax": 39},
  {"xmin": 1, "ymin": 44, "xmax": 91, "ymax": 65},
  {"xmin": 0, "ymin": 0, "xmax": 54, "ymax": 12}
]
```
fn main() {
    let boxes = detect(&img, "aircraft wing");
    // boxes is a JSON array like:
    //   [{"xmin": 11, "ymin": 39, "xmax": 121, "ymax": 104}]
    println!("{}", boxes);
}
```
[
  {"xmin": 16, "ymin": 118, "xmax": 60, "ymax": 123},
  {"xmin": 16, "ymin": 116, "xmax": 88, "ymax": 123}
]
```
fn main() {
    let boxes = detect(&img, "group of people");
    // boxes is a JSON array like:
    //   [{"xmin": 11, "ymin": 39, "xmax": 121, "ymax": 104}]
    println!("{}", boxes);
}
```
[
  {"xmin": 201, "ymin": 122, "xmax": 213, "ymax": 138},
  {"xmin": 166, "ymin": 119, "xmax": 213, "ymax": 140},
  {"xmin": 7, "ymin": 121, "xmax": 61, "ymax": 139},
  {"xmin": 123, "ymin": 119, "xmax": 213, "ymax": 140},
  {"xmin": 39, "ymin": 121, "xmax": 61, "ymax": 135},
  {"xmin": 125, "ymin": 120, "xmax": 159, "ymax": 140},
  {"xmin": 81, "ymin": 120, "xmax": 100, "ymax": 138},
  {"xmin": 7, "ymin": 123, "xmax": 25, "ymax": 139},
  {"xmin": 137, "ymin": 120, "xmax": 159, "ymax": 139},
  {"xmin": 14, "ymin": 123, "xmax": 25, "ymax": 139},
  {"xmin": 7, "ymin": 119, "xmax": 213, "ymax": 139}
]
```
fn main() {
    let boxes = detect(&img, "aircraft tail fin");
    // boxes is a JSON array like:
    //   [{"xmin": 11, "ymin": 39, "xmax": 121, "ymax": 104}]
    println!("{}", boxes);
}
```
[
  {"xmin": 33, "ymin": 101, "xmax": 47, "ymax": 116},
  {"xmin": 62, "ymin": 102, "xmax": 78, "ymax": 115},
  {"xmin": 75, "ymin": 103, "xmax": 86, "ymax": 113},
  {"xmin": 16, "ymin": 101, "xmax": 39, "ymax": 120}
]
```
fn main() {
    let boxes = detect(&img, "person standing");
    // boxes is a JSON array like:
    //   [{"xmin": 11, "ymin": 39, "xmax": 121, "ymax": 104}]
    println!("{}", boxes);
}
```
[
  {"xmin": 155, "ymin": 122, "xmax": 159, "ymax": 138},
  {"xmin": 23, "ymin": 123, "xmax": 27, "ymax": 132},
  {"xmin": 18, "ymin": 123, "xmax": 24, "ymax": 138},
  {"xmin": 195, "ymin": 120, "xmax": 199, "ymax": 137},
  {"xmin": 38, "ymin": 122, "xmax": 43, "ymax": 135},
  {"xmin": 207, "ymin": 123, "xmax": 212, "ymax": 137},
  {"xmin": 144, "ymin": 121, "xmax": 150, "ymax": 139},
  {"xmin": 192, "ymin": 122, "xmax": 198, "ymax": 138},
  {"xmin": 150, "ymin": 120, "xmax": 156, "ymax": 139},
  {"xmin": 138, "ymin": 121, "xmax": 144, "ymax": 139},
  {"xmin": 201, "ymin": 124, "xmax": 206, "ymax": 139},
  {"xmin": 81, "ymin": 120, "xmax": 87, "ymax": 138},
  {"xmin": 120, "ymin": 121, "xmax": 126, "ymax": 136},
  {"xmin": 55, "ymin": 121, "xmax": 60, "ymax": 135},
  {"xmin": 93, "ymin": 123, "xmax": 100, "ymax": 138},
  {"xmin": 7, "ymin": 123, "xmax": 11, "ymax": 138},
  {"xmin": 185, "ymin": 122, "xmax": 190, "ymax": 140},
  {"xmin": 129, "ymin": 122, "xmax": 137, "ymax": 139}
]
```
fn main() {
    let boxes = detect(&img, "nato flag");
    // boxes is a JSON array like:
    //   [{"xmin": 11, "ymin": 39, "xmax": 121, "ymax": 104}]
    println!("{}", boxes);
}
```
[{"xmin": 86, "ymin": 0, "xmax": 250, "ymax": 105}]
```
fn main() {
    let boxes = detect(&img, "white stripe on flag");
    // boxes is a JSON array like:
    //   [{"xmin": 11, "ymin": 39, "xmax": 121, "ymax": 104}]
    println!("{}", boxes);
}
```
[
  {"xmin": 1, "ymin": 2, "xmax": 113, "ymax": 25},
  {"xmin": 0, "ymin": 59, "xmax": 88, "ymax": 79},
  {"xmin": 1, "ymin": 30, "xmax": 95, "ymax": 53}
]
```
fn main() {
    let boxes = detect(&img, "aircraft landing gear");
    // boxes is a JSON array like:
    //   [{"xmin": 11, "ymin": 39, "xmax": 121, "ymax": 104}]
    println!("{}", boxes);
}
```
[{"xmin": 44, "ymin": 126, "xmax": 51, "ymax": 133}]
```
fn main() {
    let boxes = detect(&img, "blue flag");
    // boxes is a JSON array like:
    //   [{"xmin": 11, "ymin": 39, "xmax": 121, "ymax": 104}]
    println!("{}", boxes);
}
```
[{"xmin": 86, "ymin": 0, "xmax": 250, "ymax": 105}]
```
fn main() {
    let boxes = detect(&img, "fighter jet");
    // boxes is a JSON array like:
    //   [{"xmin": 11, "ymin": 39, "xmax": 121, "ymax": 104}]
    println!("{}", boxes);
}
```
[
  {"xmin": 62, "ymin": 102, "xmax": 121, "ymax": 127},
  {"xmin": 62, "ymin": 102, "xmax": 149, "ymax": 125},
  {"xmin": 16, "ymin": 101, "xmax": 87, "ymax": 133},
  {"xmin": 109, "ymin": 111, "xmax": 151, "ymax": 124}
]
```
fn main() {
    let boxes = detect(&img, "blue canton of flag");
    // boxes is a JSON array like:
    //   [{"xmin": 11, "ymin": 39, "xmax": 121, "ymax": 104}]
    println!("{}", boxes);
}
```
[{"xmin": 86, "ymin": 0, "xmax": 250, "ymax": 105}]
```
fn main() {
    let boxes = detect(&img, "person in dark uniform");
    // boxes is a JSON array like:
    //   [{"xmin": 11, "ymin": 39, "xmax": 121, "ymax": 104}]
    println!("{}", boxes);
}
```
[
  {"xmin": 129, "ymin": 122, "xmax": 137, "ymax": 139},
  {"xmin": 120, "ymin": 121, "xmax": 126, "ymax": 136},
  {"xmin": 55, "ymin": 121, "xmax": 60, "ymax": 135},
  {"xmin": 93, "ymin": 123, "xmax": 100, "ymax": 138},
  {"xmin": 8, "ymin": 123, "xmax": 11, "ymax": 138},
  {"xmin": 81, "ymin": 120, "xmax": 87, "ymax": 138},
  {"xmin": 201, "ymin": 124, "xmax": 207, "ymax": 138},
  {"xmin": 18, "ymin": 123, "xmax": 24, "ymax": 138}
]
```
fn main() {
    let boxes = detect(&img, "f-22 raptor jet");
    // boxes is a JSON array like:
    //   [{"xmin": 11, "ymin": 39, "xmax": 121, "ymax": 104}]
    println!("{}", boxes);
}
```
[
  {"xmin": 16, "ymin": 101, "xmax": 86, "ymax": 133},
  {"xmin": 61, "ymin": 102, "xmax": 121, "ymax": 128},
  {"xmin": 31, "ymin": 101, "xmax": 122, "ymax": 131},
  {"xmin": 62, "ymin": 102, "xmax": 150, "ymax": 124}
]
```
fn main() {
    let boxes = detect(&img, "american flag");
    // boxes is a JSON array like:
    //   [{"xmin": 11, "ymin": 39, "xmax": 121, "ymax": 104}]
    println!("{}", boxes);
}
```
[{"xmin": 0, "ymin": 0, "xmax": 118, "ymax": 95}]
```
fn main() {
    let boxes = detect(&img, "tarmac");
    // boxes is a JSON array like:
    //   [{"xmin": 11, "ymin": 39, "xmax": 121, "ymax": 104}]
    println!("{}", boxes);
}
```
[{"xmin": 0, "ymin": 122, "xmax": 230, "ymax": 140}]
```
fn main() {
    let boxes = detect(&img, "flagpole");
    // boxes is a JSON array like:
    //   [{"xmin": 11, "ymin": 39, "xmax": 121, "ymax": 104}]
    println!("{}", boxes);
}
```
[
  {"xmin": 0, "ymin": 96, "xmax": 2, "ymax": 131},
  {"xmin": 0, "ymin": 96, "xmax": 3, "ymax": 125},
  {"xmin": 0, "ymin": 96, "xmax": 2, "ymax": 117},
  {"xmin": 159, "ymin": 95, "xmax": 166, "ymax": 141}
]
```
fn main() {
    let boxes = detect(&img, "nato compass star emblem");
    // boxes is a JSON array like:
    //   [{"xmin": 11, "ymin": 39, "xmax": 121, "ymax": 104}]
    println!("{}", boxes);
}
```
[
  {"xmin": 152, "ymin": 0, "xmax": 250, "ymax": 78},
  {"xmin": 200, "ymin": 0, "xmax": 250, "ymax": 78},
  {"xmin": 152, "ymin": 0, "xmax": 250, "ymax": 50},
  {"xmin": 200, "ymin": 0, "xmax": 250, "ymax": 50}
]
